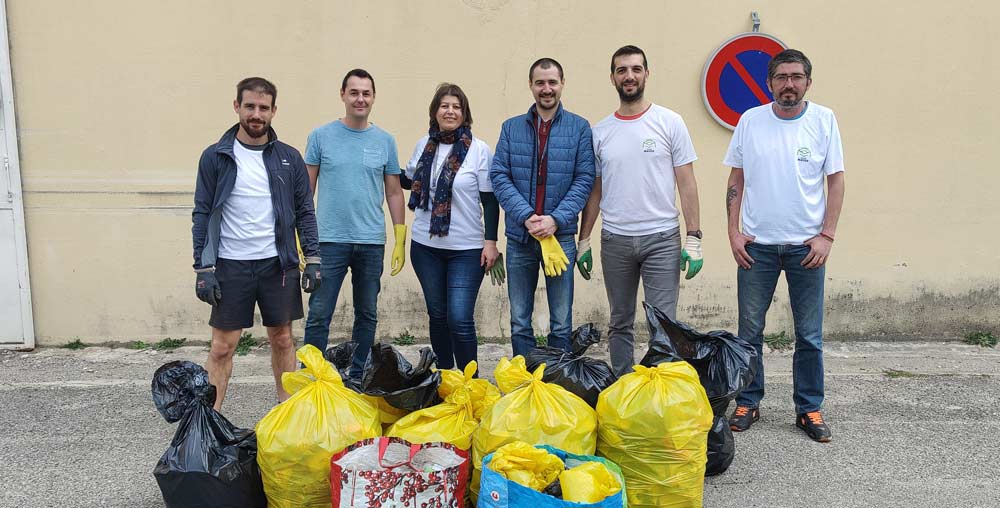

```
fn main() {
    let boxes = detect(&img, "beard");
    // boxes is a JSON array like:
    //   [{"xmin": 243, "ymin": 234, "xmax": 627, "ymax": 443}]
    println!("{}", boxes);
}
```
[
  {"xmin": 241, "ymin": 119, "xmax": 268, "ymax": 139},
  {"xmin": 616, "ymin": 81, "xmax": 645, "ymax": 103},
  {"xmin": 535, "ymin": 95, "xmax": 559, "ymax": 113},
  {"xmin": 774, "ymin": 89, "xmax": 803, "ymax": 108}
]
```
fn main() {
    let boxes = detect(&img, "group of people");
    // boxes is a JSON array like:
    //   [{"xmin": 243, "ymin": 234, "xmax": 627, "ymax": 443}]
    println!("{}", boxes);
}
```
[{"xmin": 191, "ymin": 45, "xmax": 845, "ymax": 443}]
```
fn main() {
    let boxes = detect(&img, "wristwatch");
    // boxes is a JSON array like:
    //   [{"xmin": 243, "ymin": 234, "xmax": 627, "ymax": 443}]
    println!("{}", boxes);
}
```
[{"xmin": 687, "ymin": 230, "xmax": 703, "ymax": 239}]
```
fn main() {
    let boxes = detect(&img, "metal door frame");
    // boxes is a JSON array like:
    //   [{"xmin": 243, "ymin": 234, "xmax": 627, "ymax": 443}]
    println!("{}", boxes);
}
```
[{"xmin": 0, "ymin": 0, "xmax": 35, "ymax": 350}]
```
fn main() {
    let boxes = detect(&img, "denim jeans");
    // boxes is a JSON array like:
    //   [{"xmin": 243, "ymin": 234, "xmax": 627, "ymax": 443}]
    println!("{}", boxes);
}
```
[
  {"xmin": 600, "ymin": 227, "xmax": 681, "ymax": 377},
  {"xmin": 736, "ymin": 243, "xmax": 826, "ymax": 414},
  {"xmin": 506, "ymin": 235, "xmax": 577, "ymax": 357},
  {"xmin": 303, "ymin": 242, "xmax": 384, "ymax": 378},
  {"xmin": 410, "ymin": 242, "xmax": 485, "ymax": 371}
]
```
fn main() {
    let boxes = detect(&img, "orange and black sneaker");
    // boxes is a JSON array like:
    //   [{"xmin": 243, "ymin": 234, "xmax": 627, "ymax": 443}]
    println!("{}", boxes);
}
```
[
  {"xmin": 729, "ymin": 405, "xmax": 760, "ymax": 432},
  {"xmin": 796, "ymin": 411, "xmax": 832, "ymax": 442}
]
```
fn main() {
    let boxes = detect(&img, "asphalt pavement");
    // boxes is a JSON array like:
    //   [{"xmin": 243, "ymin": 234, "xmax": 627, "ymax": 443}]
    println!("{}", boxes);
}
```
[{"xmin": 1, "ymin": 340, "xmax": 997, "ymax": 507}]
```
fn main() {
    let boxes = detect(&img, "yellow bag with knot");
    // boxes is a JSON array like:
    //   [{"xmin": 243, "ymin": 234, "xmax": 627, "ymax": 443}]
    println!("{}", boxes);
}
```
[
  {"xmin": 438, "ymin": 360, "xmax": 501, "ymax": 420},
  {"xmin": 255, "ymin": 345, "xmax": 381, "ymax": 508},
  {"xmin": 385, "ymin": 382, "xmax": 479, "ymax": 450},
  {"xmin": 596, "ymin": 362, "xmax": 712, "ymax": 508},
  {"xmin": 388, "ymin": 361, "xmax": 499, "ymax": 450},
  {"xmin": 471, "ymin": 356, "xmax": 597, "ymax": 501}
]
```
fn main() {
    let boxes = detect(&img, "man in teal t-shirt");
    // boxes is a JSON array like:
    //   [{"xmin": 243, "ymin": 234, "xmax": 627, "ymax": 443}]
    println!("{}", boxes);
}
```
[{"xmin": 303, "ymin": 68, "xmax": 407, "ymax": 377}]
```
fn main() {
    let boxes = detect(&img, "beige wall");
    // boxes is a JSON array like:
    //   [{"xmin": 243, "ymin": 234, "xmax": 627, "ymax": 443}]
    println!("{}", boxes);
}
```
[{"xmin": 8, "ymin": 1, "xmax": 999, "ymax": 345}]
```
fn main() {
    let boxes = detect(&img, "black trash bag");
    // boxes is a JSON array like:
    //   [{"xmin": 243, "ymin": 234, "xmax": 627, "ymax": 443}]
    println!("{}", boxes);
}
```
[
  {"xmin": 525, "ymin": 323, "xmax": 617, "ymax": 408},
  {"xmin": 151, "ymin": 361, "xmax": 266, "ymax": 508},
  {"xmin": 152, "ymin": 359, "xmax": 216, "ymax": 422},
  {"xmin": 705, "ymin": 415, "xmax": 736, "ymax": 476},
  {"xmin": 360, "ymin": 343, "xmax": 442, "ymax": 411},
  {"xmin": 323, "ymin": 341, "xmax": 362, "ymax": 391},
  {"xmin": 542, "ymin": 478, "xmax": 564, "ymax": 499},
  {"xmin": 639, "ymin": 303, "xmax": 757, "ymax": 415}
]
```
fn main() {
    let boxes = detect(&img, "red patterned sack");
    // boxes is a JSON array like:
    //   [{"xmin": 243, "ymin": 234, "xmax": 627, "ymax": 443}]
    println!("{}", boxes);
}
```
[{"xmin": 331, "ymin": 437, "xmax": 470, "ymax": 508}]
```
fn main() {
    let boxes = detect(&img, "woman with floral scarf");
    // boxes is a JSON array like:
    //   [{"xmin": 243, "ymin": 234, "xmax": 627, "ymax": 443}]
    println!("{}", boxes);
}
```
[{"xmin": 405, "ymin": 83, "xmax": 503, "ymax": 373}]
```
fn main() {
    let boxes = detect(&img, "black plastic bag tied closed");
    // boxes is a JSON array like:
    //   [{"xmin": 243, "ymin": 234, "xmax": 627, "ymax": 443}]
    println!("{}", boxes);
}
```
[
  {"xmin": 151, "ymin": 361, "xmax": 266, "ymax": 508},
  {"xmin": 526, "ymin": 323, "xmax": 618, "ymax": 408}
]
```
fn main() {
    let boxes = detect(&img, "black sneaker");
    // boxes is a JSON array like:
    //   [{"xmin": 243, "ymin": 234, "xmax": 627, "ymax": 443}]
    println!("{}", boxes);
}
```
[
  {"xmin": 796, "ymin": 411, "xmax": 832, "ymax": 442},
  {"xmin": 729, "ymin": 406, "xmax": 760, "ymax": 432}
]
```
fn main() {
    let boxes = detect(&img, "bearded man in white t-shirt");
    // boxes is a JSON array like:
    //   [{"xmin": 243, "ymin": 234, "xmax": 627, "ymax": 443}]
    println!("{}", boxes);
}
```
[
  {"xmin": 579, "ymin": 45, "xmax": 704, "ymax": 377},
  {"xmin": 724, "ymin": 49, "xmax": 845, "ymax": 443}
]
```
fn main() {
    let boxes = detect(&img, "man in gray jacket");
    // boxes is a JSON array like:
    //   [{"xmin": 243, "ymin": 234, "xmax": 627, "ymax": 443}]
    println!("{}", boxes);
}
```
[{"xmin": 191, "ymin": 77, "xmax": 322, "ymax": 409}]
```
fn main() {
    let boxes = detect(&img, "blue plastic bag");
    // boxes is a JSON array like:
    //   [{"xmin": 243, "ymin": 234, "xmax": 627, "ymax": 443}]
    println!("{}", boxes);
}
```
[{"xmin": 478, "ymin": 445, "xmax": 626, "ymax": 508}]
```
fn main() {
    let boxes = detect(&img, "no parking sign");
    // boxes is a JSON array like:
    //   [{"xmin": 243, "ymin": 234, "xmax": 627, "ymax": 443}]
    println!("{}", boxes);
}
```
[{"xmin": 701, "ymin": 33, "xmax": 787, "ymax": 130}]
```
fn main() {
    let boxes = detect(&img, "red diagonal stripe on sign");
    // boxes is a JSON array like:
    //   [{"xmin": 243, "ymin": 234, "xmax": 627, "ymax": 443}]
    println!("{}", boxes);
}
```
[{"xmin": 727, "ymin": 55, "xmax": 771, "ymax": 104}]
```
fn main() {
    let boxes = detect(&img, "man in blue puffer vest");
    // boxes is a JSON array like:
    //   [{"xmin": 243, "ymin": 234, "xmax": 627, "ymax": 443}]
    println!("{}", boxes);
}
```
[{"xmin": 490, "ymin": 58, "xmax": 596, "ymax": 356}]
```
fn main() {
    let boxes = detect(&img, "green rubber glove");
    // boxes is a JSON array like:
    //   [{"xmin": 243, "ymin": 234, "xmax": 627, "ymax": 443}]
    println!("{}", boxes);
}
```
[
  {"xmin": 533, "ymin": 235, "xmax": 569, "ymax": 277},
  {"xmin": 488, "ymin": 253, "xmax": 506, "ymax": 286},
  {"xmin": 681, "ymin": 235, "xmax": 704, "ymax": 280},
  {"xmin": 576, "ymin": 237, "xmax": 593, "ymax": 280}
]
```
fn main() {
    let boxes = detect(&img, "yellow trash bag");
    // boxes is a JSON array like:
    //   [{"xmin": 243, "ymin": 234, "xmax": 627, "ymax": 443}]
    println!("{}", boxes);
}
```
[
  {"xmin": 596, "ymin": 362, "xmax": 712, "ymax": 508},
  {"xmin": 438, "ymin": 360, "xmax": 501, "ymax": 420},
  {"xmin": 487, "ymin": 441, "xmax": 564, "ymax": 491},
  {"xmin": 385, "ymin": 383, "xmax": 479, "ymax": 449},
  {"xmin": 361, "ymin": 394, "xmax": 409, "ymax": 428},
  {"xmin": 471, "ymin": 356, "xmax": 597, "ymax": 501},
  {"xmin": 560, "ymin": 461, "xmax": 622, "ymax": 504},
  {"xmin": 255, "ymin": 345, "xmax": 381, "ymax": 508}
]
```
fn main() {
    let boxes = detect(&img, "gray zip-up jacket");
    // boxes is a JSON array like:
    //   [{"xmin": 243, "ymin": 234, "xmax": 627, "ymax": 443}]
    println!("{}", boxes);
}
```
[{"xmin": 192, "ymin": 124, "xmax": 320, "ymax": 271}]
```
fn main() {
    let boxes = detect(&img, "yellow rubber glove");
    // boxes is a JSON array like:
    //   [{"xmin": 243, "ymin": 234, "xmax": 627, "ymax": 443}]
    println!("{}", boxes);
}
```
[
  {"xmin": 532, "ymin": 235, "xmax": 569, "ymax": 277},
  {"xmin": 391, "ymin": 224, "xmax": 407, "ymax": 276}
]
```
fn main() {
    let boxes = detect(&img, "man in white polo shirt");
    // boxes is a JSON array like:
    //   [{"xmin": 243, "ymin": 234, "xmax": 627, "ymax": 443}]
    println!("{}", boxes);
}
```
[
  {"xmin": 579, "ymin": 45, "xmax": 704, "ymax": 377},
  {"xmin": 724, "ymin": 49, "xmax": 845, "ymax": 443}
]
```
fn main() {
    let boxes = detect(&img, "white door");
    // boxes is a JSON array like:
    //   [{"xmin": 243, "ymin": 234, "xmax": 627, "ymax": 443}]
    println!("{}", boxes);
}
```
[{"xmin": 0, "ymin": 0, "xmax": 34, "ymax": 348}]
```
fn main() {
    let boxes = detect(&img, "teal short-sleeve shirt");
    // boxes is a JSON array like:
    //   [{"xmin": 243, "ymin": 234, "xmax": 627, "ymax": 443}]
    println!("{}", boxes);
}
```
[{"xmin": 305, "ymin": 120, "xmax": 401, "ymax": 244}]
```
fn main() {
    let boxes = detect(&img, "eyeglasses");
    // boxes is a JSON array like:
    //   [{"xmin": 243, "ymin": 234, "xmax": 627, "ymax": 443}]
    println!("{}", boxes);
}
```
[{"xmin": 772, "ymin": 73, "xmax": 808, "ymax": 84}]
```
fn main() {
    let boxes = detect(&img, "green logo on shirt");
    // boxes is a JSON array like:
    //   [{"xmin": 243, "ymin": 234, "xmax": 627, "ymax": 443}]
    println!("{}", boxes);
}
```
[
  {"xmin": 797, "ymin": 147, "xmax": 811, "ymax": 161},
  {"xmin": 642, "ymin": 139, "xmax": 656, "ymax": 152}
]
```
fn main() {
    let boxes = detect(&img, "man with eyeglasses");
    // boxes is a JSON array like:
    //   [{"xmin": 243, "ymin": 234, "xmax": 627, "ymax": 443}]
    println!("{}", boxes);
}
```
[{"xmin": 723, "ymin": 49, "xmax": 845, "ymax": 443}]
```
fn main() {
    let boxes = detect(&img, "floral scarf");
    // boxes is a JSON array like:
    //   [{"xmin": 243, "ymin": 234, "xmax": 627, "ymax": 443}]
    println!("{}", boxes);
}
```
[{"xmin": 407, "ymin": 125, "xmax": 473, "ymax": 237}]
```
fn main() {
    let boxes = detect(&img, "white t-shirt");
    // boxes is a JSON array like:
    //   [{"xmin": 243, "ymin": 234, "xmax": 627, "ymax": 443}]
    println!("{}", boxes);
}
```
[
  {"xmin": 592, "ymin": 104, "xmax": 698, "ymax": 236},
  {"xmin": 405, "ymin": 135, "xmax": 493, "ymax": 250},
  {"xmin": 723, "ymin": 102, "xmax": 845, "ymax": 245},
  {"xmin": 218, "ymin": 140, "xmax": 278, "ymax": 260}
]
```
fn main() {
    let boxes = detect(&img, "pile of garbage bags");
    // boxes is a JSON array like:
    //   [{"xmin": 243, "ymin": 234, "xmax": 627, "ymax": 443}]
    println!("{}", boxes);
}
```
[{"xmin": 151, "ymin": 312, "xmax": 753, "ymax": 508}]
